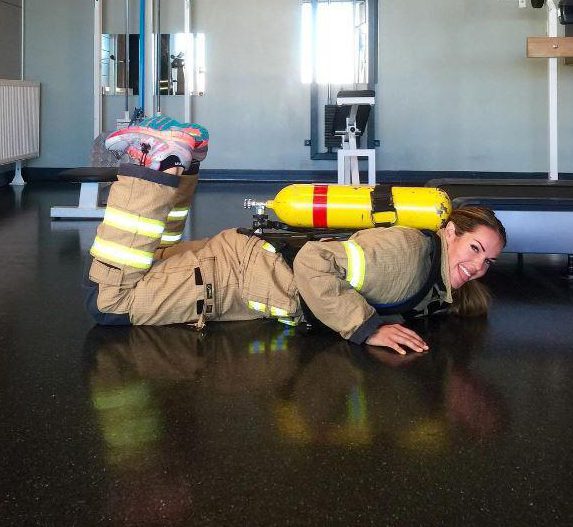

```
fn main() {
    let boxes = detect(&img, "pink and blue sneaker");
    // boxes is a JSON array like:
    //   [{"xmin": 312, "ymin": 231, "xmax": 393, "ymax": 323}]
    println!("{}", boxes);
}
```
[{"xmin": 105, "ymin": 115, "xmax": 209, "ymax": 171}]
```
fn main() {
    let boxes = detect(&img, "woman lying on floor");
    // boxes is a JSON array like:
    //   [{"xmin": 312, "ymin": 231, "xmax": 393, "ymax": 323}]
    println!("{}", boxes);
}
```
[{"xmin": 84, "ymin": 116, "xmax": 506, "ymax": 355}]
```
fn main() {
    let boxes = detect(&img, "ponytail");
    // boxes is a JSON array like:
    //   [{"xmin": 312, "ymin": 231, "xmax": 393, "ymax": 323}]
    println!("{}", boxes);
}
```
[{"xmin": 450, "ymin": 274, "xmax": 492, "ymax": 317}]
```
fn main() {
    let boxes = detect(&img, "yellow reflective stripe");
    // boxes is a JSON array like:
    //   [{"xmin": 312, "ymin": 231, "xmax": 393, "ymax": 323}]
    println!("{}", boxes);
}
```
[
  {"xmin": 262, "ymin": 242, "xmax": 276, "ymax": 253},
  {"xmin": 278, "ymin": 318, "xmax": 298, "ymax": 326},
  {"xmin": 270, "ymin": 306, "xmax": 288, "ymax": 317},
  {"xmin": 342, "ymin": 240, "xmax": 366, "ymax": 291},
  {"xmin": 249, "ymin": 341, "xmax": 264, "ymax": 354},
  {"xmin": 248, "ymin": 301, "xmax": 293, "ymax": 320},
  {"xmin": 160, "ymin": 231, "xmax": 183, "ymax": 244},
  {"xmin": 167, "ymin": 207, "xmax": 189, "ymax": 221},
  {"xmin": 104, "ymin": 207, "xmax": 164, "ymax": 239},
  {"xmin": 90, "ymin": 236, "xmax": 154, "ymax": 269},
  {"xmin": 248, "ymin": 301, "xmax": 267, "ymax": 313}
]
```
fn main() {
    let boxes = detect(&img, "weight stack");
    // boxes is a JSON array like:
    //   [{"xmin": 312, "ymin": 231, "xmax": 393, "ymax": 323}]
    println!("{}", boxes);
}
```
[
  {"xmin": 324, "ymin": 105, "xmax": 342, "ymax": 149},
  {"xmin": 559, "ymin": 2, "xmax": 573, "ymax": 25}
]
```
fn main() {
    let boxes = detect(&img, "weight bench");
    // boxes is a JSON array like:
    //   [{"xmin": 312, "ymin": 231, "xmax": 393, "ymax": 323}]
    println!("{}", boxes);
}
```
[
  {"xmin": 50, "ymin": 131, "xmax": 126, "ymax": 220},
  {"xmin": 50, "ymin": 167, "xmax": 118, "ymax": 220}
]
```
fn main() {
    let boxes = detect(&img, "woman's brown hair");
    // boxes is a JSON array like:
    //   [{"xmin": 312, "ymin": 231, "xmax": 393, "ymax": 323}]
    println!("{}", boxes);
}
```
[{"xmin": 447, "ymin": 206, "xmax": 507, "ymax": 317}]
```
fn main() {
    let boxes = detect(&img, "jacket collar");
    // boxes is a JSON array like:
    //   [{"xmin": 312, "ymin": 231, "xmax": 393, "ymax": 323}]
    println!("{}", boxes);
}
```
[{"xmin": 437, "ymin": 229, "xmax": 453, "ymax": 303}]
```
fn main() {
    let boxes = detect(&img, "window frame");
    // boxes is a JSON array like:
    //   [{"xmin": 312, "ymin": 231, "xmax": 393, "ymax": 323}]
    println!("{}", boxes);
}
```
[{"xmin": 305, "ymin": 0, "xmax": 378, "ymax": 161}]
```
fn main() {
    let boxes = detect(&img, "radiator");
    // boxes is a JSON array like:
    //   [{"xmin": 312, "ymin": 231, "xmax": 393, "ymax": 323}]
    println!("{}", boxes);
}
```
[{"xmin": 0, "ymin": 79, "xmax": 40, "ymax": 165}]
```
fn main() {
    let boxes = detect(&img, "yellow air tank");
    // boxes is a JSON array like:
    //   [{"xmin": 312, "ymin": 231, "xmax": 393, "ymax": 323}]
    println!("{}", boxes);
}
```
[{"xmin": 264, "ymin": 184, "xmax": 452, "ymax": 231}]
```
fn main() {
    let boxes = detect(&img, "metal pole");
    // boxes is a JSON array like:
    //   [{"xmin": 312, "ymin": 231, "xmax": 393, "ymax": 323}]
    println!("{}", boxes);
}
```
[
  {"xmin": 144, "ymin": 0, "xmax": 154, "ymax": 115},
  {"xmin": 21, "ymin": 0, "xmax": 25, "ymax": 80},
  {"xmin": 139, "ymin": 0, "xmax": 145, "ymax": 112},
  {"xmin": 310, "ymin": 0, "xmax": 320, "ymax": 159},
  {"xmin": 548, "ymin": 0, "xmax": 559, "ymax": 180},
  {"xmin": 125, "ymin": 0, "xmax": 130, "ymax": 115},
  {"xmin": 184, "ymin": 0, "xmax": 193, "ymax": 123},
  {"xmin": 155, "ymin": 0, "xmax": 161, "ymax": 114},
  {"xmin": 94, "ymin": 0, "xmax": 102, "ymax": 137}
]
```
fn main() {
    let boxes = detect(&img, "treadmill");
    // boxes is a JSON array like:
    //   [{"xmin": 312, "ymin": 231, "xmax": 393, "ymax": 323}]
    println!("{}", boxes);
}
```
[{"xmin": 425, "ymin": 178, "xmax": 573, "ymax": 258}]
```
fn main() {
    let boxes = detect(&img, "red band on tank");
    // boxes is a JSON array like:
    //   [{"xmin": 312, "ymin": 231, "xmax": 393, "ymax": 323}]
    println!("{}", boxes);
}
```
[{"xmin": 312, "ymin": 185, "xmax": 328, "ymax": 228}]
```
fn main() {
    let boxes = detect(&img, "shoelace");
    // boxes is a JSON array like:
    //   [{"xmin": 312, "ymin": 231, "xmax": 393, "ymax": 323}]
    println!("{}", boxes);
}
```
[{"xmin": 139, "ymin": 142, "xmax": 151, "ymax": 166}]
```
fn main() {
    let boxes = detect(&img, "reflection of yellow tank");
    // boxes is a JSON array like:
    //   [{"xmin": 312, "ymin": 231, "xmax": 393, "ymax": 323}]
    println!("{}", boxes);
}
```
[{"xmin": 264, "ymin": 184, "xmax": 452, "ymax": 231}]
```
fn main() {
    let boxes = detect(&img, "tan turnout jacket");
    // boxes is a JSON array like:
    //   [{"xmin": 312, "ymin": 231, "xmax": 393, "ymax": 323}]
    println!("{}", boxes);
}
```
[{"xmin": 294, "ymin": 227, "xmax": 453, "ymax": 341}]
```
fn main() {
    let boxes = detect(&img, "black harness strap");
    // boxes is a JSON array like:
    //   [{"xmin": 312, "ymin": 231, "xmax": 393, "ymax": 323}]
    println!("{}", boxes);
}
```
[{"xmin": 370, "ymin": 185, "xmax": 396, "ymax": 227}]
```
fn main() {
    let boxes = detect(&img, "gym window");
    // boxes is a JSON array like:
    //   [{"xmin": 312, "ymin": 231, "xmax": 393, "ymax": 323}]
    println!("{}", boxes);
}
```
[
  {"xmin": 301, "ymin": 0, "xmax": 369, "ymax": 85},
  {"xmin": 167, "ymin": 33, "xmax": 206, "ymax": 96},
  {"xmin": 182, "ymin": 32, "xmax": 206, "ymax": 96}
]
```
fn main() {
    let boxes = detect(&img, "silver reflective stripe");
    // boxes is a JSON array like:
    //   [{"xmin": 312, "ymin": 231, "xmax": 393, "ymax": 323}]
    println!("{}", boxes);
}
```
[
  {"xmin": 270, "ymin": 306, "xmax": 288, "ymax": 317},
  {"xmin": 167, "ymin": 207, "xmax": 189, "ymax": 221},
  {"xmin": 262, "ymin": 242, "xmax": 276, "ymax": 253},
  {"xmin": 278, "ymin": 318, "xmax": 298, "ymax": 326},
  {"xmin": 248, "ymin": 301, "xmax": 267, "ymax": 313},
  {"xmin": 160, "ymin": 231, "xmax": 183, "ymax": 245},
  {"xmin": 104, "ymin": 207, "xmax": 165, "ymax": 239},
  {"xmin": 90, "ymin": 236, "xmax": 154, "ymax": 270},
  {"xmin": 342, "ymin": 240, "xmax": 366, "ymax": 291},
  {"xmin": 249, "ymin": 301, "xmax": 293, "ymax": 320}
]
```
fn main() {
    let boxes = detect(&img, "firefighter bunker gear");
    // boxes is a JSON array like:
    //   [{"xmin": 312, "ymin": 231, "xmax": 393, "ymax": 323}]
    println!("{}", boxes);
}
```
[{"xmin": 85, "ymin": 164, "xmax": 453, "ymax": 345}]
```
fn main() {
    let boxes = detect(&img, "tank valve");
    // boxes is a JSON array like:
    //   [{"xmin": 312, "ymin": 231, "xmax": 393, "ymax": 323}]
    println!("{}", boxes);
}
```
[
  {"xmin": 243, "ymin": 198, "xmax": 291, "ymax": 232},
  {"xmin": 244, "ymin": 198, "xmax": 267, "ymax": 216}
]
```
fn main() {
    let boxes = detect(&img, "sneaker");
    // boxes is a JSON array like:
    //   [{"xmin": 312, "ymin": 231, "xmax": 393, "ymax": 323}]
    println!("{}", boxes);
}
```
[{"xmin": 105, "ymin": 115, "xmax": 209, "ymax": 171}]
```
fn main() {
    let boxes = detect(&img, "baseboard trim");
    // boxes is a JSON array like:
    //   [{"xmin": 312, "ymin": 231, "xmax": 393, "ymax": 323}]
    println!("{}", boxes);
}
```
[{"xmin": 17, "ymin": 167, "xmax": 573, "ymax": 184}]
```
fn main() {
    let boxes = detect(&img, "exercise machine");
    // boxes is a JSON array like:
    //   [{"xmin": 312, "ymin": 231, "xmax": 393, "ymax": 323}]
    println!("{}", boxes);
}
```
[{"xmin": 331, "ymin": 90, "xmax": 376, "ymax": 185}]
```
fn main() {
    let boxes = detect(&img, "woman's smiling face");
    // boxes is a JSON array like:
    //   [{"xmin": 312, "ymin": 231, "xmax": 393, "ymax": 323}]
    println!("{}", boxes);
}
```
[{"xmin": 444, "ymin": 222, "xmax": 504, "ymax": 290}]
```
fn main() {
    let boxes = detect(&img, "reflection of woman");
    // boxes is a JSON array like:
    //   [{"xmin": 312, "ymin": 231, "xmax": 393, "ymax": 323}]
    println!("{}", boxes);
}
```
[
  {"xmin": 85, "ymin": 319, "xmax": 508, "ymax": 458},
  {"xmin": 85, "ymin": 324, "xmax": 206, "ymax": 383},
  {"xmin": 85, "ymin": 117, "xmax": 506, "ymax": 355},
  {"xmin": 85, "ymin": 323, "xmax": 296, "ymax": 525},
  {"xmin": 430, "ymin": 316, "xmax": 509, "ymax": 439},
  {"xmin": 85, "ymin": 324, "xmax": 202, "ymax": 525},
  {"xmin": 363, "ymin": 315, "xmax": 509, "ymax": 438},
  {"xmin": 86, "ymin": 321, "xmax": 298, "ymax": 392}
]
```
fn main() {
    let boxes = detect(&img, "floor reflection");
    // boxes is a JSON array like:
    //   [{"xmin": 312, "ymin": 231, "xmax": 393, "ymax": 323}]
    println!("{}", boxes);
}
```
[{"xmin": 81, "ymin": 315, "xmax": 516, "ymax": 525}]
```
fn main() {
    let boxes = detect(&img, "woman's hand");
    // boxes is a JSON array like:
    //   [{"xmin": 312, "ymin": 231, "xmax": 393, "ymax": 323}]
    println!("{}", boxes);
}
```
[{"xmin": 365, "ymin": 324, "xmax": 429, "ymax": 355}]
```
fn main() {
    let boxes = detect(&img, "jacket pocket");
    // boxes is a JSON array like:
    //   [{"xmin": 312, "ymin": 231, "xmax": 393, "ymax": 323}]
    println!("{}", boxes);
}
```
[{"xmin": 241, "ymin": 246, "xmax": 299, "ymax": 316}]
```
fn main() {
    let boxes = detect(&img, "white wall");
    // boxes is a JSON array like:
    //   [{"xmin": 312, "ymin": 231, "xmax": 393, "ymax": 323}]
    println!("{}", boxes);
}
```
[
  {"xmin": 24, "ymin": 0, "xmax": 573, "ymax": 175},
  {"xmin": 24, "ymin": 0, "xmax": 93, "ymax": 168},
  {"xmin": 379, "ymin": 0, "xmax": 549, "ymax": 172},
  {"xmin": 191, "ymin": 0, "xmax": 312, "ymax": 170},
  {"xmin": 0, "ymin": 0, "xmax": 22, "ymax": 79}
]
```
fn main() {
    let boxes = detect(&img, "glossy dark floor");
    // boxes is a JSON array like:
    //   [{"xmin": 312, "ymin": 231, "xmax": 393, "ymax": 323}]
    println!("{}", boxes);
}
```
[{"xmin": 1, "ymin": 182, "xmax": 572, "ymax": 526}]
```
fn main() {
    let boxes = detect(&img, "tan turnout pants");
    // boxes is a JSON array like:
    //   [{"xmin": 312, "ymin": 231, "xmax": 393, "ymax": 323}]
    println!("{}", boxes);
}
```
[{"xmin": 88, "ymin": 164, "xmax": 302, "ymax": 327}]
